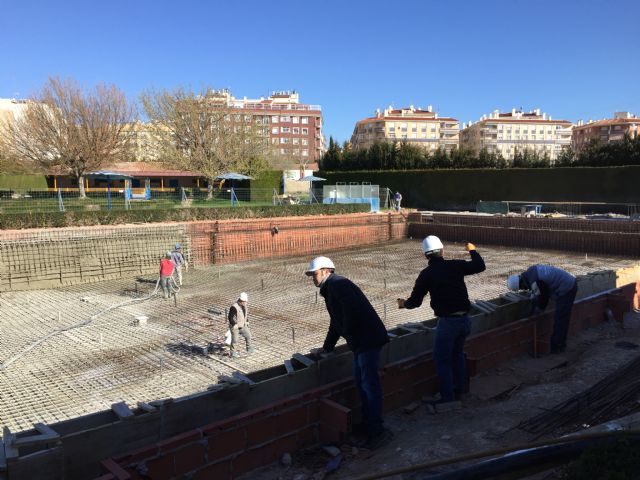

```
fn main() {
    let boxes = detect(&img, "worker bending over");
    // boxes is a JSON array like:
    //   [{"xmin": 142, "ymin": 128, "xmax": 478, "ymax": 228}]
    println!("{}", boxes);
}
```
[{"xmin": 507, "ymin": 265, "xmax": 577, "ymax": 354}]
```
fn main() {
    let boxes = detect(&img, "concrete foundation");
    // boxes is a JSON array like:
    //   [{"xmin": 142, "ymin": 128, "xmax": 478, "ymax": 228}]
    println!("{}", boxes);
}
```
[{"xmin": 1, "ymin": 212, "xmax": 640, "ymax": 479}]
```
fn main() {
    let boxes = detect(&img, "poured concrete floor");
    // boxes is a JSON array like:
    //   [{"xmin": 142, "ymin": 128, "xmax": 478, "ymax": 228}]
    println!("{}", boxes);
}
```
[{"xmin": 0, "ymin": 240, "xmax": 636, "ymax": 432}]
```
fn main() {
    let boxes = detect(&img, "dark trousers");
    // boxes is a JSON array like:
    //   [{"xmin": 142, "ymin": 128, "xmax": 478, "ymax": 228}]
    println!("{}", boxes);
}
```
[
  {"xmin": 353, "ymin": 348, "xmax": 384, "ymax": 437},
  {"xmin": 434, "ymin": 315, "xmax": 470, "ymax": 402},
  {"xmin": 550, "ymin": 283, "xmax": 578, "ymax": 352}
]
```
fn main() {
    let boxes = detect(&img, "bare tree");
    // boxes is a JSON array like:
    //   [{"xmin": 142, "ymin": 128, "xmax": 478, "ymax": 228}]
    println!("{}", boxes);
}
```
[
  {"xmin": 0, "ymin": 77, "xmax": 135, "ymax": 198},
  {"xmin": 140, "ymin": 87, "xmax": 270, "ymax": 198}
]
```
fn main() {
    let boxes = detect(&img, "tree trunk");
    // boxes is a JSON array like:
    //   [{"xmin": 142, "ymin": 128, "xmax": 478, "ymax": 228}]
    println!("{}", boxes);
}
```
[
  {"xmin": 207, "ymin": 178, "xmax": 214, "ymax": 200},
  {"xmin": 78, "ymin": 176, "xmax": 87, "ymax": 199}
]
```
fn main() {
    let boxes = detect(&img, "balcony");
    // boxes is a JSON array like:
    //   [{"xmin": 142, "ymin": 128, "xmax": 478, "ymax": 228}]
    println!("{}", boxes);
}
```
[{"xmin": 441, "ymin": 127, "xmax": 459, "ymax": 134}]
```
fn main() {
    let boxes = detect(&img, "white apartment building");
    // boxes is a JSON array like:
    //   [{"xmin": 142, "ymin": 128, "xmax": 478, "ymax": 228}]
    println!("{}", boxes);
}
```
[{"xmin": 460, "ymin": 108, "xmax": 572, "ymax": 162}]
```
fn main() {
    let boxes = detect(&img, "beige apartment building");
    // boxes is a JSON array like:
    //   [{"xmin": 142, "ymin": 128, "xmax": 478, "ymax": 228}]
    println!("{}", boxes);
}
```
[
  {"xmin": 350, "ymin": 105, "xmax": 459, "ymax": 152},
  {"xmin": 572, "ymin": 112, "xmax": 639, "ymax": 152},
  {"xmin": 459, "ymin": 108, "xmax": 572, "ymax": 162}
]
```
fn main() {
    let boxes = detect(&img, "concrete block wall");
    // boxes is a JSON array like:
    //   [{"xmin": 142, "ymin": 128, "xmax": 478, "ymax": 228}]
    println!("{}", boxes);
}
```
[
  {"xmin": 409, "ymin": 215, "xmax": 640, "ymax": 256},
  {"xmin": 0, "ymin": 213, "xmax": 407, "ymax": 292}
]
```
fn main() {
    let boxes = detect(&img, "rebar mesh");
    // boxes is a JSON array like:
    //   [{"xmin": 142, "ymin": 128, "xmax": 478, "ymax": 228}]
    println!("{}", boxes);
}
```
[{"xmin": 0, "ymin": 240, "xmax": 635, "ymax": 432}]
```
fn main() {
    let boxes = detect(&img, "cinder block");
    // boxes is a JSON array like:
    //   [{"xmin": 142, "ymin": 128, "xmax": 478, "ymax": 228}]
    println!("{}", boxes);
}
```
[
  {"xmin": 173, "ymin": 443, "xmax": 206, "ymax": 476},
  {"xmin": 145, "ymin": 454, "xmax": 174, "ymax": 479},
  {"xmin": 246, "ymin": 415, "xmax": 277, "ymax": 447},
  {"xmin": 276, "ymin": 406, "xmax": 309, "ymax": 432},
  {"xmin": 318, "ymin": 398, "xmax": 351, "ymax": 436}
]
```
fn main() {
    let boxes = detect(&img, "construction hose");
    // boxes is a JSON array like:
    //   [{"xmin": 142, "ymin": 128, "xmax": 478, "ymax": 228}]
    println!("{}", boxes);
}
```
[
  {"xmin": 0, "ymin": 277, "xmax": 163, "ymax": 371},
  {"xmin": 349, "ymin": 428, "xmax": 640, "ymax": 480}
]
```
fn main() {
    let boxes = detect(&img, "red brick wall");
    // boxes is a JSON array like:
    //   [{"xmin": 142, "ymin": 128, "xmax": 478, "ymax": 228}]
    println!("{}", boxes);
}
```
[
  {"xmin": 409, "ymin": 215, "xmax": 640, "ymax": 256},
  {"xmin": 188, "ymin": 212, "xmax": 408, "ymax": 266}
]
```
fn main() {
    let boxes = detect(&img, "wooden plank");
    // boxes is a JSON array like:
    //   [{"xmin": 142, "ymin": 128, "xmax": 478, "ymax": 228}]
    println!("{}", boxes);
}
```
[
  {"xmin": 292, "ymin": 353, "xmax": 315, "ymax": 367},
  {"xmin": 33, "ymin": 424, "xmax": 59, "ymax": 439},
  {"xmin": 136, "ymin": 402, "xmax": 157, "ymax": 413},
  {"xmin": 284, "ymin": 359, "xmax": 295, "ymax": 375},
  {"xmin": 111, "ymin": 401, "xmax": 134, "ymax": 419}
]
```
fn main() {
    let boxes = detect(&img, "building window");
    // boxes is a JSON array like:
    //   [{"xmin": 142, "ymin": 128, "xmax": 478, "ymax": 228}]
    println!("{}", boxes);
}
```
[
  {"xmin": 272, "ymin": 127, "xmax": 279, "ymax": 134},
  {"xmin": 280, "ymin": 116, "xmax": 291, "ymax": 122},
  {"xmin": 280, "ymin": 148, "xmax": 286, "ymax": 154},
  {"xmin": 292, "ymin": 116, "xmax": 299, "ymax": 124},
  {"xmin": 301, "ymin": 117, "xmax": 309, "ymax": 124},
  {"xmin": 302, "ymin": 128, "xmax": 308, "ymax": 135},
  {"xmin": 272, "ymin": 116, "xmax": 279, "ymax": 123},
  {"xmin": 280, "ymin": 138, "xmax": 290, "ymax": 144},
  {"xmin": 282, "ymin": 127, "xmax": 290, "ymax": 133},
  {"xmin": 302, "ymin": 138, "xmax": 308, "ymax": 145},
  {"xmin": 293, "ymin": 138, "xmax": 299, "ymax": 145},
  {"xmin": 244, "ymin": 115, "xmax": 251, "ymax": 122},
  {"xmin": 293, "ymin": 127, "xmax": 299, "ymax": 134},
  {"xmin": 302, "ymin": 150, "xmax": 309, "ymax": 156},
  {"xmin": 271, "ymin": 138, "xmax": 279, "ymax": 144}
]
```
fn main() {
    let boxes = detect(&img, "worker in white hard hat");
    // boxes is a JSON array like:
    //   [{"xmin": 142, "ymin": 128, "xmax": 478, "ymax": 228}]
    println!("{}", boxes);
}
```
[
  {"xmin": 170, "ymin": 243, "xmax": 188, "ymax": 286},
  {"xmin": 507, "ymin": 265, "xmax": 577, "ymax": 354},
  {"xmin": 159, "ymin": 252, "xmax": 175, "ymax": 299},
  {"xmin": 397, "ymin": 236, "xmax": 485, "ymax": 404},
  {"xmin": 228, "ymin": 292, "xmax": 254, "ymax": 358},
  {"xmin": 305, "ymin": 256, "xmax": 392, "ymax": 450}
]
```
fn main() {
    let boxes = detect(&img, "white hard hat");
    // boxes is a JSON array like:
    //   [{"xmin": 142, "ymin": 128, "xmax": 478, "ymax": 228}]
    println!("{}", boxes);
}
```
[
  {"xmin": 305, "ymin": 256, "xmax": 335, "ymax": 275},
  {"xmin": 165, "ymin": 251, "xmax": 172, "ymax": 258},
  {"xmin": 239, "ymin": 292, "xmax": 248, "ymax": 302},
  {"xmin": 507, "ymin": 274, "xmax": 521, "ymax": 291},
  {"xmin": 422, "ymin": 235, "xmax": 444, "ymax": 254}
]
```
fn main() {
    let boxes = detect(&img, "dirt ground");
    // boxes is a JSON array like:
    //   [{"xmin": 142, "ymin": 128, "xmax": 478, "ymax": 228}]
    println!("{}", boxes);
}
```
[{"xmin": 245, "ymin": 311, "xmax": 640, "ymax": 480}]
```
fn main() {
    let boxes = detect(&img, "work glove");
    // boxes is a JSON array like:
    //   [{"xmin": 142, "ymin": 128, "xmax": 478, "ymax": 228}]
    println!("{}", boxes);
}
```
[
  {"xmin": 466, "ymin": 242, "xmax": 476, "ymax": 251},
  {"xmin": 397, "ymin": 298, "xmax": 406, "ymax": 309}
]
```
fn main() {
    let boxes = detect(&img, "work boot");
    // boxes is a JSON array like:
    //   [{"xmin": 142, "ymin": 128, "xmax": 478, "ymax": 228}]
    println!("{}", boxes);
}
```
[
  {"xmin": 360, "ymin": 429, "xmax": 394, "ymax": 451},
  {"xmin": 230, "ymin": 351, "xmax": 240, "ymax": 359},
  {"xmin": 247, "ymin": 347, "xmax": 255, "ymax": 354}
]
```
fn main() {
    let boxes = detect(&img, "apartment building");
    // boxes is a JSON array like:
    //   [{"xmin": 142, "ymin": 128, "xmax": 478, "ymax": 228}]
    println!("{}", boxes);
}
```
[
  {"xmin": 460, "ymin": 108, "xmax": 572, "ymax": 162},
  {"xmin": 572, "ymin": 112, "xmax": 639, "ymax": 152},
  {"xmin": 201, "ymin": 90, "xmax": 324, "ymax": 163},
  {"xmin": 350, "ymin": 105, "xmax": 459, "ymax": 152}
]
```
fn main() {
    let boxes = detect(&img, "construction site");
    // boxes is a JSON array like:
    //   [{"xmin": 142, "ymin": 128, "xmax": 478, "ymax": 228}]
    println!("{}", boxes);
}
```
[{"xmin": 1, "ymin": 211, "xmax": 640, "ymax": 479}]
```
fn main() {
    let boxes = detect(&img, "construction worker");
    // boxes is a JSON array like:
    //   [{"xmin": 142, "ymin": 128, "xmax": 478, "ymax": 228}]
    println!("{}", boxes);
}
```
[
  {"xmin": 305, "ymin": 256, "xmax": 392, "ymax": 450},
  {"xmin": 159, "ymin": 252, "xmax": 175, "ymax": 299},
  {"xmin": 228, "ymin": 292, "xmax": 254, "ymax": 358},
  {"xmin": 393, "ymin": 191, "xmax": 402, "ymax": 211},
  {"xmin": 171, "ymin": 243, "xmax": 188, "ymax": 286},
  {"xmin": 397, "ymin": 236, "xmax": 485, "ymax": 404},
  {"xmin": 507, "ymin": 265, "xmax": 578, "ymax": 354}
]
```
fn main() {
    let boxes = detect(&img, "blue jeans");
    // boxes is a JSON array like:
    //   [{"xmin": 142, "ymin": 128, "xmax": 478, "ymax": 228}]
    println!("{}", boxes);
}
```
[
  {"xmin": 353, "ymin": 348, "xmax": 384, "ymax": 436},
  {"xmin": 434, "ymin": 316, "xmax": 470, "ymax": 402},
  {"xmin": 550, "ymin": 283, "xmax": 578, "ymax": 352}
]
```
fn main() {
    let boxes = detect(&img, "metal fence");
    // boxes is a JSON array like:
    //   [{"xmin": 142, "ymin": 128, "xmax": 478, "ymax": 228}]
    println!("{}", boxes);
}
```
[{"xmin": 0, "ymin": 187, "xmax": 394, "ymax": 214}]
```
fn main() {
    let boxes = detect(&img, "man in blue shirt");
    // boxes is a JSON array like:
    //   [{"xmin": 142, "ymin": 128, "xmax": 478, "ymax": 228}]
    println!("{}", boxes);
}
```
[{"xmin": 507, "ymin": 265, "xmax": 578, "ymax": 354}]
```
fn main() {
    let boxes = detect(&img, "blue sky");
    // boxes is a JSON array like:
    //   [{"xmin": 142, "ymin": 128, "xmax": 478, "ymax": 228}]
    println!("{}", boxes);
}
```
[{"xmin": 2, "ymin": 0, "xmax": 639, "ymax": 143}]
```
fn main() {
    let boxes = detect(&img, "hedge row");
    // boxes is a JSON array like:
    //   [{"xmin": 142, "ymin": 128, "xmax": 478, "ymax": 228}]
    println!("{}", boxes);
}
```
[
  {"xmin": 320, "ymin": 166, "xmax": 640, "ymax": 210},
  {"xmin": 0, "ymin": 203, "xmax": 371, "ymax": 230}
]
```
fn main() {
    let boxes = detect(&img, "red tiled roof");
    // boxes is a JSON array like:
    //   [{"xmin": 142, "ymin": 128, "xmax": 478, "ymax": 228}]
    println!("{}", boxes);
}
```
[{"xmin": 573, "ymin": 117, "xmax": 640, "ymax": 131}]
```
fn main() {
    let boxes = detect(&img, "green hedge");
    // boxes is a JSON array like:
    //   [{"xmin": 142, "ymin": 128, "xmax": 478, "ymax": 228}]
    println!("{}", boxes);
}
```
[
  {"xmin": 320, "ymin": 166, "xmax": 640, "ymax": 210},
  {"xmin": 0, "ymin": 174, "xmax": 48, "ymax": 190},
  {"xmin": 250, "ymin": 170, "xmax": 282, "ymax": 201},
  {"xmin": 0, "ymin": 203, "xmax": 370, "ymax": 229}
]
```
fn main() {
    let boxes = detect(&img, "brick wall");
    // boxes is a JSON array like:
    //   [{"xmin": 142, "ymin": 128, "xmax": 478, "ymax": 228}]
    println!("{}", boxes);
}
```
[
  {"xmin": 409, "ymin": 215, "xmax": 640, "ymax": 256},
  {"xmin": 0, "ymin": 213, "xmax": 407, "ymax": 292}
]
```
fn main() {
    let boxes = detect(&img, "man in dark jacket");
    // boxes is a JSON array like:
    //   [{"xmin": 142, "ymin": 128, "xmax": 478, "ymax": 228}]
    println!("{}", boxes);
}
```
[
  {"xmin": 398, "ymin": 236, "xmax": 485, "ymax": 404},
  {"xmin": 305, "ymin": 256, "xmax": 391, "ymax": 449},
  {"xmin": 507, "ymin": 265, "xmax": 578, "ymax": 354}
]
